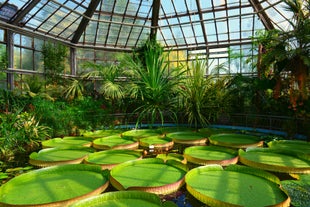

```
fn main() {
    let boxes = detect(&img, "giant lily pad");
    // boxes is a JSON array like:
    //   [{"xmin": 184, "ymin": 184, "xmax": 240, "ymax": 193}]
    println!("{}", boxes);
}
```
[
  {"xmin": 0, "ymin": 164, "xmax": 109, "ymax": 206},
  {"xmin": 121, "ymin": 129, "xmax": 162, "ymax": 140},
  {"xmin": 239, "ymin": 148, "xmax": 310, "ymax": 174},
  {"xmin": 184, "ymin": 146, "xmax": 238, "ymax": 166},
  {"xmin": 166, "ymin": 131, "xmax": 207, "ymax": 145},
  {"xmin": 156, "ymin": 153, "xmax": 187, "ymax": 164},
  {"xmin": 41, "ymin": 138, "xmax": 92, "ymax": 148},
  {"xmin": 84, "ymin": 149, "xmax": 142, "ymax": 170},
  {"xmin": 70, "ymin": 191, "xmax": 177, "ymax": 207},
  {"xmin": 267, "ymin": 140, "xmax": 310, "ymax": 156},
  {"xmin": 198, "ymin": 127, "xmax": 237, "ymax": 137},
  {"xmin": 92, "ymin": 135, "xmax": 139, "ymax": 150},
  {"xmin": 82, "ymin": 129, "xmax": 123, "ymax": 138},
  {"xmin": 185, "ymin": 165, "xmax": 290, "ymax": 207},
  {"xmin": 158, "ymin": 127, "xmax": 194, "ymax": 135},
  {"xmin": 110, "ymin": 158, "xmax": 187, "ymax": 195},
  {"xmin": 208, "ymin": 133, "xmax": 264, "ymax": 148},
  {"xmin": 29, "ymin": 147, "xmax": 93, "ymax": 167},
  {"xmin": 139, "ymin": 136, "xmax": 174, "ymax": 152}
]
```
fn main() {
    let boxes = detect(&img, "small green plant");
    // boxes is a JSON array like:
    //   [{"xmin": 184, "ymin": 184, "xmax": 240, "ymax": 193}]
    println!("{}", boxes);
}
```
[{"xmin": 0, "ymin": 110, "xmax": 51, "ymax": 165}]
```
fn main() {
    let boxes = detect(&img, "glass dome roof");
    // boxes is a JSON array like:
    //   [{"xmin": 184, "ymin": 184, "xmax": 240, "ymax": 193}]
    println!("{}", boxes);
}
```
[{"xmin": 0, "ymin": 0, "xmax": 298, "ymax": 51}]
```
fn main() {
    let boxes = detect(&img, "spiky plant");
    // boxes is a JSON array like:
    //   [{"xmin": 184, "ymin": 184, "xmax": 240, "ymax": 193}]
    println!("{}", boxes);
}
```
[{"xmin": 124, "ymin": 39, "xmax": 186, "ymax": 127}]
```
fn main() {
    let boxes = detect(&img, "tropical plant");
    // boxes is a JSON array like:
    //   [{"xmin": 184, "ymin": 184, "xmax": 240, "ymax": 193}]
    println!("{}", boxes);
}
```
[
  {"xmin": 123, "ymin": 39, "xmax": 186, "ymax": 127},
  {"xmin": 63, "ymin": 78, "xmax": 85, "ymax": 101},
  {"xmin": 180, "ymin": 58, "xmax": 231, "ymax": 129},
  {"xmin": 0, "ymin": 110, "xmax": 51, "ymax": 163},
  {"xmin": 180, "ymin": 58, "xmax": 210, "ymax": 129},
  {"xmin": 254, "ymin": 0, "xmax": 310, "ymax": 111},
  {"xmin": 41, "ymin": 41, "xmax": 68, "ymax": 85},
  {"xmin": 82, "ymin": 62, "xmax": 126, "ymax": 112}
]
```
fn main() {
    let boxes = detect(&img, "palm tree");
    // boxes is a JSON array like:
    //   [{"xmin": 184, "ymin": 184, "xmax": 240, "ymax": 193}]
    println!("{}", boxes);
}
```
[{"xmin": 82, "ymin": 62, "xmax": 127, "ymax": 112}]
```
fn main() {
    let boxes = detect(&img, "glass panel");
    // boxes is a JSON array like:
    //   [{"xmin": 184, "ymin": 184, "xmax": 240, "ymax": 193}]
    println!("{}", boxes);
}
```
[
  {"xmin": 21, "ymin": 35, "xmax": 32, "ymax": 48},
  {"xmin": 21, "ymin": 48, "xmax": 33, "ymax": 70},
  {"xmin": 14, "ymin": 34, "xmax": 21, "ymax": 45},
  {"xmin": 34, "ymin": 51, "xmax": 43, "ymax": 72},
  {"xmin": 14, "ymin": 46, "xmax": 21, "ymax": 69},
  {"xmin": 0, "ymin": 29, "xmax": 4, "ymax": 42}
]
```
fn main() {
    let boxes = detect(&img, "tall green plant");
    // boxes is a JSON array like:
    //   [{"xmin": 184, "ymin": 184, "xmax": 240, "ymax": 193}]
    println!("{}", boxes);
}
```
[
  {"xmin": 181, "ymin": 58, "xmax": 209, "ymax": 129},
  {"xmin": 41, "ymin": 41, "xmax": 68, "ymax": 85},
  {"xmin": 180, "ymin": 58, "xmax": 233, "ymax": 129},
  {"xmin": 124, "ymin": 39, "xmax": 186, "ymax": 127}
]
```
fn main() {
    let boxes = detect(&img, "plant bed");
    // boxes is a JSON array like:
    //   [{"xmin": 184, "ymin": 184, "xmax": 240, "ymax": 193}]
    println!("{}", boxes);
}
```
[
  {"xmin": 183, "ymin": 145, "xmax": 238, "ymax": 166},
  {"xmin": 208, "ymin": 133, "xmax": 264, "ymax": 148},
  {"xmin": 92, "ymin": 135, "xmax": 139, "ymax": 150},
  {"xmin": 84, "ymin": 149, "xmax": 142, "ymax": 170},
  {"xmin": 110, "ymin": 158, "xmax": 187, "ymax": 195},
  {"xmin": 0, "ymin": 164, "xmax": 109, "ymax": 206},
  {"xmin": 185, "ymin": 165, "xmax": 290, "ymax": 207}
]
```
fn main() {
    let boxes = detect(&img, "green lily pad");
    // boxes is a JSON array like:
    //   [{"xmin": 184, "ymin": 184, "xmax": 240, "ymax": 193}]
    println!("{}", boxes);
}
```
[
  {"xmin": 239, "ymin": 148, "xmax": 310, "ymax": 173},
  {"xmin": 110, "ymin": 158, "xmax": 187, "ymax": 195},
  {"xmin": 268, "ymin": 140, "xmax": 310, "ymax": 156},
  {"xmin": 41, "ymin": 138, "xmax": 92, "ymax": 148},
  {"xmin": 82, "ymin": 129, "xmax": 123, "ymax": 138},
  {"xmin": 139, "ymin": 136, "xmax": 174, "ymax": 151},
  {"xmin": 92, "ymin": 135, "xmax": 139, "ymax": 150},
  {"xmin": 0, "ymin": 164, "xmax": 109, "ymax": 206},
  {"xmin": 70, "ymin": 191, "xmax": 177, "ymax": 207},
  {"xmin": 121, "ymin": 129, "xmax": 162, "ymax": 139},
  {"xmin": 208, "ymin": 133, "xmax": 264, "ymax": 148},
  {"xmin": 166, "ymin": 131, "xmax": 207, "ymax": 145},
  {"xmin": 158, "ymin": 127, "xmax": 195, "ymax": 135},
  {"xmin": 84, "ymin": 149, "xmax": 142, "ymax": 170},
  {"xmin": 63, "ymin": 136, "xmax": 95, "ymax": 141},
  {"xmin": 281, "ymin": 174, "xmax": 310, "ymax": 207},
  {"xmin": 198, "ymin": 127, "xmax": 237, "ymax": 136},
  {"xmin": 156, "ymin": 153, "xmax": 186, "ymax": 164},
  {"xmin": 184, "ymin": 146, "xmax": 238, "ymax": 166},
  {"xmin": 185, "ymin": 165, "xmax": 290, "ymax": 207},
  {"xmin": 29, "ymin": 147, "xmax": 93, "ymax": 167}
]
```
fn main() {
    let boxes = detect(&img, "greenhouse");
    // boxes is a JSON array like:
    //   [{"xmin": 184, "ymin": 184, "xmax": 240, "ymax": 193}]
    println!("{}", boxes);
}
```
[{"xmin": 0, "ymin": 0, "xmax": 309, "ymax": 207}]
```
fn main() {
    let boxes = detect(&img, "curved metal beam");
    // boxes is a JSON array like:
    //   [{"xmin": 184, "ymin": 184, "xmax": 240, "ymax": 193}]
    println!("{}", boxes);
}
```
[
  {"xmin": 71, "ymin": 0, "xmax": 101, "ymax": 44},
  {"xmin": 150, "ymin": 0, "xmax": 161, "ymax": 40}
]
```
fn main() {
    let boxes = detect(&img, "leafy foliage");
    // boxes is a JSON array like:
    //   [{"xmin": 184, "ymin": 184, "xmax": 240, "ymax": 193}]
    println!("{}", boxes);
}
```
[
  {"xmin": 180, "ymin": 58, "xmax": 232, "ymax": 128},
  {"xmin": 124, "ymin": 39, "xmax": 186, "ymax": 127},
  {"xmin": 254, "ymin": 0, "xmax": 310, "ymax": 111},
  {"xmin": 41, "ymin": 41, "xmax": 68, "ymax": 85}
]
